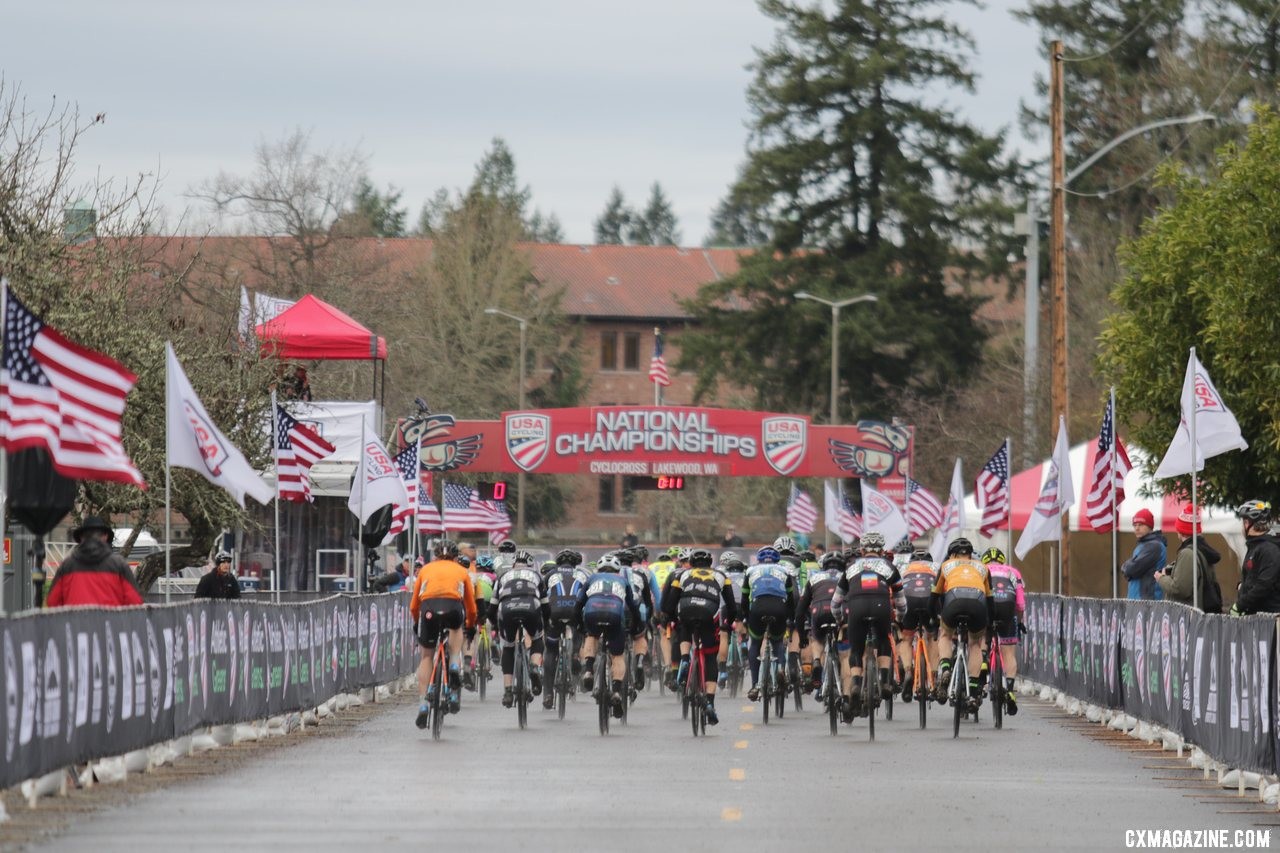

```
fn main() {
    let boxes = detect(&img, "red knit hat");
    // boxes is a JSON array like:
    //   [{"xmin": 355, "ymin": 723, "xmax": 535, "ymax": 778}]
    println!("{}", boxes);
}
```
[
  {"xmin": 1174, "ymin": 503, "xmax": 1201, "ymax": 536},
  {"xmin": 1133, "ymin": 508, "xmax": 1155, "ymax": 528}
]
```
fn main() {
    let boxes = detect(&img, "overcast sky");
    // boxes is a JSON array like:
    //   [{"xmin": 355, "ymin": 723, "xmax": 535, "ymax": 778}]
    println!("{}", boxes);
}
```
[{"xmin": 3, "ymin": 1, "xmax": 1046, "ymax": 244}]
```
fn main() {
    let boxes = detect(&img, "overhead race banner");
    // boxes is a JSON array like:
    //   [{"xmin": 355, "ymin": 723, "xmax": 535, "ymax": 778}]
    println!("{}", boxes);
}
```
[
  {"xmin": 0, "ymin": 593, "xmax": 415, "ymax": 790},
  {"xmin": 404, "ymin": 406, "xmax": 914, "ymax": 479},
  {"xmin": 1021, "ymin": 594, "xmax": 1276, "ymax": 775}
]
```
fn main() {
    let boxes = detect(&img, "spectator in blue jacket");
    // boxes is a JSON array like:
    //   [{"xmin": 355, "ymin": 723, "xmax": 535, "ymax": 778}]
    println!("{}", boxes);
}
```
[{"xmin": 1121, "ymin": 509, "xmax": 1166, "ymax": 600}]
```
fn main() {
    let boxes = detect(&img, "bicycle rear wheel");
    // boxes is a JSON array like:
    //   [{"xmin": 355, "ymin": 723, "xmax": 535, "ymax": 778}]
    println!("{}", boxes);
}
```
[
  {"xmin": 516, "ymin": 645, "xmax": 529, "ymax": 730},
  {"xmin": 477, "ymin": 634, "xmax": 489, "ymax": 702},
  {"xmin": 689, "ymin": 648, "xmax": 703, "ymax": 737},
  {"xmin": 915, "ymin": 639, "xmax": 928, "ymax": 730},
  {"xmin": 863, "ymin": 645, "xmax": 876, "ymax": 741},
  {"xmin": 991, "ymin": 639, "xmax": 1004, "ymax": 730},
  {"xmin": 431, "ymin": 653, "xmax": 446, "ymax": 741},
  {"xmin": 761, "ymin": 645, "xmax": 772, "ymax": 726},
  {"xmin": 951, "ymin": 646, "xmax": 964, "ymax": 739},
  {"xmin": 597, "ymin": 653, "xmax": 610, "ymax": 736},
  {"xmin": 826, "ymin": 657, "xmax": 839, "ymax": 736}
]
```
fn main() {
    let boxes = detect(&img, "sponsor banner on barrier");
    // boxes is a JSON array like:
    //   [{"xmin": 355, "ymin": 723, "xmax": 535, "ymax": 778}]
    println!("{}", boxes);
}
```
[
  {"xmin": 1021, "ymin": 594, "xmax": 1277, "ymax": 776},
  {"xmin": 0, "ymin": 593, "xmax": 414, "ymax": 791}
]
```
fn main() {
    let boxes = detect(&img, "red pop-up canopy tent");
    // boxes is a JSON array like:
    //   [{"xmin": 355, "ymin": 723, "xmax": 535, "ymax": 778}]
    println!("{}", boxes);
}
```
[{"xmin": 255, "ymin": 294, "xmax": 387, "ymax": 361}]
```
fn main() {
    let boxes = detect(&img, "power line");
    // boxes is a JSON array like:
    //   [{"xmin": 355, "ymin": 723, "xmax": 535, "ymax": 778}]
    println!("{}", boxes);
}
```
[{"xmin": 1060, "ymin": 4, "xmax": 1171, "ymax": 64}]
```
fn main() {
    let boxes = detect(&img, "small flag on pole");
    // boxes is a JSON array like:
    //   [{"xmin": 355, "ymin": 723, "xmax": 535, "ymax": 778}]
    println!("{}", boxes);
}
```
[
  {"xmin": 1084, "ymin": 397, "xmax": 1132, "ymax": 532},
  {"xmin": 1154, "ymin": 349, "xmax": 1248, "ymax": 478},
  {"xmin": 1016, "ymin": 417, "xmax": 1076, "ymax": 560},
  {"xmin": 386, "ymin": 444, "xmax": 421, "ymax": 539},
  {"xmin": 861, "ymin": 480, "xmax": 909, "ymax": 547},
  {"xmin": 976, "ymin": 439, "xmax": 1011, "ymax": 536},
  {"xmin": 648, "ymin": 329, "xmax": 672, "ymax": 387},
  {"xmin": 785, "ymin": 484, "xmax": 818, "ymax": 534},
  {"xmin": 905, "ymin": 477, "xmax": 944, "ymax": 538},
  {"xmin": 275, "ymin": 405, "xmax": 335, "ymax": 503},
  {"xmin": 929, "ymin": 459, "xmax": 967, "ymax": 564}
]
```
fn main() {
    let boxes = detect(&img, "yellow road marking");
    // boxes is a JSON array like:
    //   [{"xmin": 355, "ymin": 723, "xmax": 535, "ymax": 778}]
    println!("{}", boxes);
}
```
[
  {"xmin": 721, "ymin": 807, "xmax": 743, "ymax": 822},
  {"xmin": 734, "ymin": 739, "xmax": 749, "ymax": 749},
  {"xmin": 741, "ymin": 705, "xmax": 753, "ymax": 713},
  {"xmin": 729, "ymin": 768, "xmax": 746, "ymax": 781},
  {"xmin": 739, "ymin": 723, "xmax": 754, "ymax": 731}
]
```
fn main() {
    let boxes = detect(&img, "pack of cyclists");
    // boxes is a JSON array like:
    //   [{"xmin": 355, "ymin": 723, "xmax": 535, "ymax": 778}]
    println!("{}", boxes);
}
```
[{"xmin": 405, "ymin": 531, "xmax": 1027, "ymax": 731}]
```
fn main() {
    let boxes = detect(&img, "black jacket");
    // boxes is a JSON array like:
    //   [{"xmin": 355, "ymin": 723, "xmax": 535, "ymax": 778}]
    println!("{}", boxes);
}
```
[
  {"xmin": 1237, "ymin": 534, "xmax": 1280, "ymax": 615},
  {"xmin": 194, "ymin": 570, "xmax": 242, "ymax": 600}
]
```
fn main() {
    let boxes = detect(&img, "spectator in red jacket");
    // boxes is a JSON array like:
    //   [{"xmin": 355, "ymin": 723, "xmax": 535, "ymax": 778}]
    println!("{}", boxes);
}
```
[{"xmin": 47, "ymin": 516, "xmax": 143, "ymax": 608}]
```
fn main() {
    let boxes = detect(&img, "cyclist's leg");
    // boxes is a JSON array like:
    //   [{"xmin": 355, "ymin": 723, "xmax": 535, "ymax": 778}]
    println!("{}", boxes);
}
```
[
  {"xmin": 526, "ymin": 611, "xmax": 545, "ymax": 695},
  {"xmin": 542, "ymin": 618, "xmax": 562, "ymax": 708},
  {"xmin": 745, "ymin": 606, "xmax": 765, "ymax": 698},
  {"xmin": 605, "ymin": 618, "xmax": 628, "ymax": 716},
  {"xmin": 631, "ymin": 624, "xmax": 649, "ymax": 689},
  {"xmin": 870, "ymin": 600, "xmax": 893, "ymax": 697}
]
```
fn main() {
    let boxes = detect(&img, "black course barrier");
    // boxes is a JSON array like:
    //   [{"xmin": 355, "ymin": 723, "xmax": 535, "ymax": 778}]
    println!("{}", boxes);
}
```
[
  {"xmin": 1020, "ymin": 593, "xmax": 1276, "ymax": 775},
  {"xmin": 1, "ymin": 592, "xmax": 416, "ymax": 790}
]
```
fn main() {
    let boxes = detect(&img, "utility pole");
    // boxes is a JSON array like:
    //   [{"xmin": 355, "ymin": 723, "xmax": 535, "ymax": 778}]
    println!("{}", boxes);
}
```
[{"xmin": 1049, "ymin": 39, "xmax": 1070, "ymax": 593}]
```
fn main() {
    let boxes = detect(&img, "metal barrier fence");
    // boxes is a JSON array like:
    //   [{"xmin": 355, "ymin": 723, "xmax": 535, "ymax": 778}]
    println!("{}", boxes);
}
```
[
  {"xmin": 0, "ymin": 592, "xmax": 416, "ymax": 790},
  {"xmin": 1019, "ymin": 593, "xmax": 1275, "ymax": 774}
]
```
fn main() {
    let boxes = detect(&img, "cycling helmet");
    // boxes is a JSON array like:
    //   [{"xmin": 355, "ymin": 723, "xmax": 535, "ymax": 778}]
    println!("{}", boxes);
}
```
[
  {"xmin": 634, "ymin": 545, "xmax": 650, "ymax": 561},
  {"xmin": 665, "ymin": 545, "xmax": 681, "ymax": 559},
  {"xmin": 497, "ymin": 538, "xmax": 517, "ymax": 553},
  {"xmin": 772, "ymin": 535, "xmax": 798, "ymax": 555},
  {"xmin": 215, "ymin": 551, "xmax": 233, "ymax": 563},
  {"xmin": 512, "ymin": 549, "xmax": 534, "ymax": 566},
  {"xmin": 688, "ymin": 547, "xmax": 714, "ymax": 568},
  {"xmin": 912, "ymin": 547, "xmax": 930, "ymax": 561},
  {"xmin": 780, "ymin": 553, "xmax": 802, "ymax": 569},
  {"xmin": 946, "ymin": 537, "xmax": 974, "ymax": 557},
  {"xmin": 598, "ymin": 554, "xmax": 623, "ymax": 572},
  {"xmin": 554, "ymin": 548, "xmax": 583, "ymax": 566},
  {"xmin": 980, "ymin": 547, "xmax": 1007, "ymax": 565},
  {"xmin": 754, "ymin": 547, "xmax": 781, "ymax": 564},
  {"xmin": 719, "ymin": 552, "xmax": 746, "ymax": 572},
  {"xmin": 1237, "ymin": 500, "xmax": 1274, "ymax": 528},
  {"xmin": 677, "ymin": 547, "xmax": 693, "ymax": 563},
  {"xmin": 476, "ymin": 555, "xmax": 495, "ymax": 571},
  {"xmin": 458, "ymin": 555, "xmax": 472, "ymax": 568},
  {"xmin": 861, "ymin": 532, "xmax": 886, "ymax": 552},
  {"xmin": 435, "ymin": 538, "xmax": 460, "ymax": 559},
  {"xmin": 799, "ymin": 550, "xmax": 816, "ymax": 562},
  {"xmin": 541, "ymin": 560, "xmax": 557, "ymax": 574},
  {"xmin": 819, "ymin": 552, "xmax": 845, "ymax": 570},
  {"xmin": 894, "ymin": 539, "xmax": 913, "ymax": 555}
]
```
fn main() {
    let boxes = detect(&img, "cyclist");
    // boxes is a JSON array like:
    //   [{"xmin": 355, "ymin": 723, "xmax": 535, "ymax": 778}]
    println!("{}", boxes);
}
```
[
  {"xmin": 833, "ymin": 531, "xmax": 902, "ymax": 719},
  {"xmin": 795, "ymin": 551, "xmax": 845, "ymax": 693},
  {"xmin": 409, "ymin": 539, "xmax": 477, "ymax": 727},
  {"xmin": 576, "ymin": 553, "xmax": 642, "ymax": 719},
  {"xmin": 980, "ymin": 546, "xmax": 1025, "ymax": 716},
  {"xmin": 933, "ymin": 537, "xmax": 993, "ymax": 711},
  {"xmin": 716, "ymin": 551, "xmax": 748, "ymax": 685},
  {"xmin": 541, "ymin": 548, "xmax": 584, "ymax": 710},
  {"xmin": 662, "ymin": 547, "xmax": 737, "ymax": 725},
  {"xmin": 494, "ymin": 538, "xmax": 518, "ymax": 578},
  {"xmin": 463, "ymin": 554, "xmax": 497, "ymax": 691},
  {"xmin": 619, "ymin": 547, "xmax": 655, "ymax": 690},
  {"xmin": 494, "ymin": 550, "xmax": 546, "ymax": 709},
  {"xmin": 660, "ymin": 548, "xmax": 694, "ymax": 690},
  {"xmin": 742, "ymin": 546, "xmax": 795, "ymax": 702},
  {"xmin": 895, "ymin": 548, "xmax": 938, "ymax": 702}
]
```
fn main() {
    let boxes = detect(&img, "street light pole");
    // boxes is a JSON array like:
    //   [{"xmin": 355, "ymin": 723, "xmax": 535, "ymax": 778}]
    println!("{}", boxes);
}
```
[
  {"xmin": 484, "ymin": 307, "xmax": 529, "ymax": 539},
  {"xmin": 794, "ymin": 291, "xmax": 878, "ymax": 550}
]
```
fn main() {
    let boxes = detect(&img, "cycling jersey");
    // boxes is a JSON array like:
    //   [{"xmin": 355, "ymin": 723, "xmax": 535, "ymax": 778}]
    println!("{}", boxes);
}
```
[
  {"xmin": 663, "ymin": 567, "xmax": 736, "ymax": 624},
  {"xmin": 544, "ymin": 566, "xmax": 581, "ymax": 622},
  {"xmin": 650, "ymin": 560, "xmax": 675, "ymax": 606},
  {"xmin": 743, "ymin": 563, "xmax": 792, "ymax": 604},
  {"xmin": 724, "ymin": 570, "xmax": 746, "ymax": 605},
  {"xmin": 932, "ymin": 557, "xmax": 991, "ymax": 596},
  {"xmin": 837, "ymin": 556, "xmax": 902, "ymax": 599},
  {"xmin": 472, "ymin": 569, "xmax": 496, "ymax": 602},
  {"xmin": 410, "ymin": 559, "xmax": 478, "ymax": 627},
  {"xmin": 495, "ymin": 566, "xmax": 543, "ymax": 602},
  {"xmin": 795, "ymin": 568, "xmax": 841, "ymax": 628}
]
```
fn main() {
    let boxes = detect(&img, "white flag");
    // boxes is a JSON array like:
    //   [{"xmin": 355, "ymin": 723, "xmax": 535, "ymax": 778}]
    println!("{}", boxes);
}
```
[
  {"xmin": 165, "ymin": 343, "xmax": 272, "ymax": 507},
  {"xmin": 823, "ymin": 481, "xmax": 841, "ymax": 537},
  {"xmin": 1154, "ymin": 349, "xmax": 1248, "ymax": 478},
  {"xmin": 1015, "ymin": 416, "xmax": 1076, "ymax": 560},
  {"xmin": 347, "ymin": 434, "xmax": 410, "ymax": 526},
  {"xmin": 237, "ymin": 285, "xmax": 253, "ymax": 340},
  {"xmin": 929, "ymin": 458, "xmax": 966, "ymax": 564},
  {"xmin": 860, "ymin": 480, "xmax": 909, "ymax": 548}
]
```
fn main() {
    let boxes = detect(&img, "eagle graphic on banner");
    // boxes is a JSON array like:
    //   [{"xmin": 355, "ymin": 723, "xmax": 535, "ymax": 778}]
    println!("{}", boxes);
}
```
[{"xmin": 401, "ymin": 413, "xmax": 483, "ymax": 472}]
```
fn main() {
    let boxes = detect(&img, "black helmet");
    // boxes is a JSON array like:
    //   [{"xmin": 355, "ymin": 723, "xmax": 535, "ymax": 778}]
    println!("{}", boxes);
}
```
[
  {"xmin": 514, "ymin": 549, "xmax": 534, "ymax": 566},
  {"xmin": 497, "ymin": 538, "xmax": 517, "ymax": 553},
  {"xmin": 688, "ymin": 548, "xmax": 713, "ymax": 568},
  {"xmin": 435, "ymin": 538, "xmax": 460, "ymax": 559},
  {"xmin": 458, "ymin": 555, "xmax": 472, "ymax": 568},
  {"xmin": 618, "ymin": 548, "xmax": 638, "ymax": 566},
  {"xmin": 635, "ymin": 545, "xmax": 650, "ymax": 561},
  {"xmin": 555, "ymin": 548, "xmax": 583, "ymax": 566},
  {"xmin": 894, "ymin": 539, "xmax": 913, "ymax": 554},
  {"xmin": 780, "ymin": 554, "xmax": 802, "ymax": 569},
  {"xmin": 819, "ymin": 552, "xmax": 845, "ymax": 570},
  {"xmin": 946, "ymin": 537, "xmax": 974, "ymax": 557},
  {"xmin": 799, "ymin": 550, "xmax": 815, "ymax": 562},
  {"xmin": 1237, "ymin": 500, "xmax": 1273, "ymax": 529}
]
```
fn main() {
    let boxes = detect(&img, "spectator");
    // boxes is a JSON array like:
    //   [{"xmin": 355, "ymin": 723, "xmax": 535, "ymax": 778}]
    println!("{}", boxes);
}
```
[
  {"xmin": 721, "ymin": 526, "xmax": 744, "ymax": 548},
  {"xmin": 47, "ymin": 516, "xmax": 143, "ymax": 608},
  {"xmin": 459, "ymin": 542, "xmax": 478, "ymax": 564},
  {"xmin": 280, "ymin": 365, "xmax": 312, "ymax": 402},
  {"xmin": 1156, "ymin": 504, "xmax": 1222, "ymax": 611},
  {"xmin": 813, "ymin": 543, "xmax": 826, "ymax": 559},
  {"xmin": 1232, "ymin": 500, "xmax": 1280, "ymax": 615},
  {"xmin": 1120, "ymin": 509, "xmax": 1165, "ymax": 600},
  {"xmin": 194, "ymin": 552, "xmax": 242, "ymax": 600},
  {"xmin": 372, "ymin": 555, "xmax": 412, "ymax": 593},
  {"xmin": 619, "ymin": 524, "xmax": 639, "ymax": 549}
]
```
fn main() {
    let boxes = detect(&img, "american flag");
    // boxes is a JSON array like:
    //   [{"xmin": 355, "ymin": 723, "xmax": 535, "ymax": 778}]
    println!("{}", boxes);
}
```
[
  {"xmin": 838, "ymin": 489, "xmax": 863, "ymax": 540},
  {"xmin": 275, "ymin": 405, "xmax": 335, "ymax": 503},
  {"xmin": 905, "ymin": 477, "xmax": 944, "ymax": 538},
  {"xmin": 976, "ymin": 439, "xmax": 1011, "ymax": 536},
  {"xmin": 648, "ymin": 330, "xmax": 671, "ymax": 387},
  {"xmin": 0, "ymin": 284, "xmax": 145, "ymax": 487},
  {"xmin": 1084, "ymin": 397, "xmax": 1132, "ymax": 532},
  {"xmin": 386, "ymin": 444, "xmax": 420, "ymax": 538},
  {"xmin": 487, "ymin": 499, "xmax": 512, "ymax": 544},
  {"xmin": 785, "ymin": 484, "xmax": 818, "ymax": 534},
  {"xmin": 418, "ymin": 470, "xmax": 444, "ymax": 533},
  {"xmin": 443, "ymin": 482, "xmax": 508, "ymax": 531}
]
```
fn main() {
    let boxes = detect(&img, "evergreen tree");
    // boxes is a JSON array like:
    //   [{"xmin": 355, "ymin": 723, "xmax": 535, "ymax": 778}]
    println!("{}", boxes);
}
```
[
  {"xmin": 526, "ymin": 208, "xmax": 565, "ymax": 242},
  {"xmin": 680, "ymin": 0, "xmax": 1021, "ymax": 420},
  {"xmin": 594, "ymin": 186, "xmax": 634, "ymax": 244},
  {"xmin": 628, "ymin": 182, "xmax": 681, "ymax": 246},
  {"xmin": 462, "ymin": 137, "xmax": 564, "ymax": 242},
  {"xmin": 348, "ymin": 176, "xmax": 407, "ymax": 237}
]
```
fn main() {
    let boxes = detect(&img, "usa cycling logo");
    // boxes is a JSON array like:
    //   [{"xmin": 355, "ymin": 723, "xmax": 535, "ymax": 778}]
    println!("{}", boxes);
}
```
[
  {"xmin": 762, "ymin": 416, "xmax": 806, "ymax": 475},
  {"xmin": 506, "ymin": 413, "xmax": 551, "ymax": 472}
]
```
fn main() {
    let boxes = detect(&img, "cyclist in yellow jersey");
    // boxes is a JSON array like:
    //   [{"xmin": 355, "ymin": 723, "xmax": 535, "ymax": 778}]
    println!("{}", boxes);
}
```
[{"xmin": 932, "ymin": 537, "xmax": 993, "ymax": 710}]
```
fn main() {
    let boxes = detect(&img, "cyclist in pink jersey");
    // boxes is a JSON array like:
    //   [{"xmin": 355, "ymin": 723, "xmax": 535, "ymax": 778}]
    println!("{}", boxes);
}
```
[{"xmin": 980, "ymin": 547, "xmax": 1025, "ymax": 716}]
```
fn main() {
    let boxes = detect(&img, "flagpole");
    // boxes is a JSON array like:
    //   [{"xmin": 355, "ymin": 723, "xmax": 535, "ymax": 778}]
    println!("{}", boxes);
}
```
[
  {"xmin": 653, "ymin": 326, "xmax": 662, "ymax": 407},
  {"xmin": 412, "ymin": 432, "xmax": 423, "ymax": 568},
  {"xmin": 165, "ymin": 347, "xmax": 172, "ymax": 606},
  {"xmin": 357, "ymin": 412, "xmax": 367, "ymax": 595},
  {"xmin": 1189, "ymin": 346, "xmax": 1200, "ymax": 611},
  {"xmin": 1, "ymin": 280, "xmax": 7, "ymax": 615},
  {"xmin": 1110, "ymin": 386, "xmax": 1119, "ymax": 600},
  {"xmin": 1005, "ymin": 435, "xmax": 1014, "ymax": 573},
  {"xmin": 270, "ymin": 391, "xmax": 281, "ymax": 604}
]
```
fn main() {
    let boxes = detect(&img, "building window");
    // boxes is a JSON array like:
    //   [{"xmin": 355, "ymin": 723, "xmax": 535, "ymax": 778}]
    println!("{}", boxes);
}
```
[
  {"xmin": 598, "ymin": 476, "xmax": 616, "ymax": 513},
  {"xmin": 600, "ymin": 331, "xmax": 618, "ymax": 370},
  {"xmin": 623, "ymin": 332, "xmax": 641, "ymax": 371},
  {"xmin": 621, "ymin": 476, "xmax": 637, "ymax": 512}
]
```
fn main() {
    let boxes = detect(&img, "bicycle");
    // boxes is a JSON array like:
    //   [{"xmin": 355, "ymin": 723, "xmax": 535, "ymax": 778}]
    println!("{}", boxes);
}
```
[
  {"xmin": 725, "ymin": 631, "xmax": 745, "ymax": 699},
  {"xmin": 686, "ymin": 632, "xmax": 707, "ymax": 737},
  {"xmin": 622, "ymin": 643, "xmax": 635, "ymax": 725},
  {"xmin": 592, "ymin": 644, "xmax": 612, "ymax": 736},
  {"xmin": 553, "ymin": 623, "xmax": 574, "ymax": 720},
  {"xmin": 858, "ymin": 616, "xmax": 882, "ymax": 742},
  {"xmin": 758, "ymin": 616, "xmax": 786, "ymax": 725},
  {"xmin": 423, "ymin": 635, "xmax": 451, "ymax": 741},
  {"xmin": 945, "ymin": 616, "xmax": 974, "ymax": 739},
  {"xmin": 512, "ymin": 623, "xmax": 532, "ymax": 730},
  {"xmin": 475, "ymin": 623, "xmax": 493, "ymax": 702},
  {"xmin": 790, "ymin": 628, "xmax": 805, "ymax": 714},
  {"xmin": 816, "ymin": 625, "xmax": 843, "ymax": 736},
  {"xmin": 908, "ymin": 627, "xmax": 935, "ymax": 730},
  {"xmin": 986, "ymin": 625, "xmax": 1006, "ymax": 730}
]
